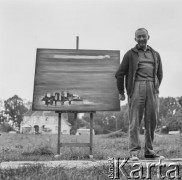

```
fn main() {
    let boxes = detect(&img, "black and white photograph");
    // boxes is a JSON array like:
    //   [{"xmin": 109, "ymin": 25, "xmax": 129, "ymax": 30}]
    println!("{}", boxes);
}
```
[{"xmin": 0, "ymin": 0, "xmax": 182, "ymax": 179}]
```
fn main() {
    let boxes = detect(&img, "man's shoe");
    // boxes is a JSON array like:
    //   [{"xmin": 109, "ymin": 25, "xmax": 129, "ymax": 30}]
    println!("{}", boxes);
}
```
[
  {"xmin": 144, "ymin": 153, "xmax": 165, "ymax": 160},
  {"xmin": 129, "ymin": 154, "xmax": 139, "ymax": 161}
]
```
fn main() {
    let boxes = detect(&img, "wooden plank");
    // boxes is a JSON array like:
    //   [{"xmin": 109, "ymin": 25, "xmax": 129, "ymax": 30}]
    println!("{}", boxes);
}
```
[
  {"xmin": 32, "ymin": 49, "xmax": 120, "ymax": 112},
  {"xmin": 90, "ymin": 113, "xmax": 93, "ymax": 156},
  {"xmin": 76, "ymin": 36, "xmax": 79, "ymax": 50},
  {"xmin": 55, "ymin": 111, "xmax": 96, "ymax": 113},
  {"xmin": 57, "ymin": 113, "xmax": 61, "ymax": 154},
  {"xmin": 60, "ymin": 143, "xmax": 90, "ymax": 147}
]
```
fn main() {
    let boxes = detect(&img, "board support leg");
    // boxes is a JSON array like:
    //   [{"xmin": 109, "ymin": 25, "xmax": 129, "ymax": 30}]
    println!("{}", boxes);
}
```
[
  {"xmin": 57, "ymin": 112, "xmax": 62, "ymax": 154},
  {"xmin": 89, "ymin": 112, "xmax": 94, "ymax": 159}
]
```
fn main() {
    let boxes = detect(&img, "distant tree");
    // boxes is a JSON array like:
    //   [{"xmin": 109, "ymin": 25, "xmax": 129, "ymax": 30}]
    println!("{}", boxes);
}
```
[
  {"xmin": 178, "ymin": 96, "xmax": 182, "ymax": 107},
  {"xmin": 81, "ymin": 109, "xmax": 130, "ymax": 134},
  {"xmin": 0, "ymin": 111, "xmax": 7, "ymax": 124},
  {"xmin": 166, "ymin": 108, "xmax": 182, "ymax": 131},
  {"xmin": 158, "ymin": 96, "xmax": 182, "ymax": 131},
  {"xmin": 23, "ymin": 100, "xmax": 32, "ymax": 110},
  {"xmin": 175, "ymin": 108, "xmax": 182, "ymax": 131},
  {"xmin": 0, "ymin": 123, "xmax": 14, "ymax": 132},
  {"xmin": 94, "ymin": 111, "xmax": 119, "ymax": 133},
  {"xmin": 81, "ymin": 112, "xmax": 109, "ymax": 134},
  {"xmin": 67, "ymin": 113, "xmax": 89, "ymax": 134},
  {"xmin": 81, "ymin": 113, "xmax": 103, "ymax": 134},
  {"xmin": 159, "ymin": 97, "xmax": 180, "ymax": 118},
  {"xmin": 115, "ymin": 104, "xmax": 129, "ymax": 132},
  {"xmin": 4, "ymin": 95, "xmax": 28, "ymax": 128},
  {"xmin": 159, "ymin": 97, "xmax": 181, "ymax": 127},
  {"xmin": 67, "ymin": 113, "xmax": 75, "ymax": 127}
]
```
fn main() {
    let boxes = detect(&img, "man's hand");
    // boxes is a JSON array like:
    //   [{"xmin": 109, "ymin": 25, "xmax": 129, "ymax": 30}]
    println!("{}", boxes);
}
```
[{"xmin": 119, "ymin": 94, "xmax": 125, "ymax": 101}]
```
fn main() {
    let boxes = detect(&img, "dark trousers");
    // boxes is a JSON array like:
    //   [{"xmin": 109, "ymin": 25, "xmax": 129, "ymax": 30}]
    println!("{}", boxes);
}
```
[{"xmin": 128, "ymin": 81, "xmax": 159, "ymax": 155}]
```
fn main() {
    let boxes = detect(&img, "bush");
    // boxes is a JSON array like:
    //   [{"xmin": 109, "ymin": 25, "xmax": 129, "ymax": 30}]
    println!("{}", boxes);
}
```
[{"xmin": 0, "ymin": 123, "xmax": 14, "ymax": 132}]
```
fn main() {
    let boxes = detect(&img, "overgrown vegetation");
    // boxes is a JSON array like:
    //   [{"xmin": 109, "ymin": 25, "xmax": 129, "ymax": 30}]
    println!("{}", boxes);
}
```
[
  {"xmin": 0, "ymin": 123, "xmax": 14, "ymax": 132},
  {"xmin": 0, "ymin": 133, "xmax": 182, "ymax": 162},
  {"xmin": 0, "ymin": 133, "xmax": 182, "ymax": 179}
]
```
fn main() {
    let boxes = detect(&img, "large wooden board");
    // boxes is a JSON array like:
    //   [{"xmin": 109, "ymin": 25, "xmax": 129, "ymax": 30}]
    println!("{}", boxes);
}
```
[{"xmin": 32, "ymin": 49, "xmax": 120, "ymax": 112}]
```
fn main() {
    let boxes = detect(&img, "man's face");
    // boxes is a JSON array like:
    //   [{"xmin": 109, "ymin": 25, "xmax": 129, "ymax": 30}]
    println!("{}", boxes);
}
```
[{"xmin": 135, "ymin": 29, "xmax": 149, "ymax": 48}]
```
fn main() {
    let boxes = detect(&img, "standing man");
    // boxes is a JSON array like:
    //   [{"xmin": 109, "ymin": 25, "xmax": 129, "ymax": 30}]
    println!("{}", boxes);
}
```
[{"xmin": 115, "ymin": 28, "xmax": 164, "ymax": 161}]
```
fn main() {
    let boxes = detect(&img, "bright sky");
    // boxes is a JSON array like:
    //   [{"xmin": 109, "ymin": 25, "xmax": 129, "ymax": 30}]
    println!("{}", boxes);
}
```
[{"xmin": 0, "ymin": 0, "xmax": 182, "ymax": 101}]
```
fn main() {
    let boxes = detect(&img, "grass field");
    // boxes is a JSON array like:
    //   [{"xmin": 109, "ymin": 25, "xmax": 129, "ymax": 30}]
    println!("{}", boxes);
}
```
[{"xmin": 0, "ymin": 133, "xmax": 182, "ymax": 179}]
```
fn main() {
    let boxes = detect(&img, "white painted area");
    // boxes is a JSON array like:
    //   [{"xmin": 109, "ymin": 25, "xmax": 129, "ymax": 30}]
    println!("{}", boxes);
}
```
[
  {"xmin": 168, "ymin": 131, "xmax": 180, "ymax": 135},
  {"xmin": 53, "ymin": 55, "xmax": 110, "ymax": 59},
  {"xmin": 76, "ymin": 128, "xmax": 95, "ymax": 135}
]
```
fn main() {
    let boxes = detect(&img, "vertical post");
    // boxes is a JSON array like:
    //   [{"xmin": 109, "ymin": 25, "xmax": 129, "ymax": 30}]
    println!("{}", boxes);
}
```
[
  {"xmin": 74, "ymin": 112, "xmax": 77, "ymax": 120},
  {"xmin": 75, "ymin": 37, "xmax": 79, "ymax": 135},
  {"xmin": 57, "ymin": 112, "xmax": 62, "ymax": 154},
  {"xmin": 76, "ymin": 36, "xmax": 79, "ymax": 50},
  {"xmin": 115, "ymin": 117, "xmax": 117, "ymax": 131},
  {"xmin": 74, "ymin": 112, "xmax": 77, "ymax": 130},
  {"xmin": 89, "ymin": 112, "xmax": 93, "ymax": 159}
]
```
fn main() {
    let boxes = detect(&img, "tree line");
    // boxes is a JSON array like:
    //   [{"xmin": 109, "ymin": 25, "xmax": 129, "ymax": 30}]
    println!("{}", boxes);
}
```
[
  {"xmin": 0, "ymin": 95, "xmax": 182, "ymax": 134},
  {"xmin": 69, "ymin": 96, "xmax": 182, "ymax": 134}
]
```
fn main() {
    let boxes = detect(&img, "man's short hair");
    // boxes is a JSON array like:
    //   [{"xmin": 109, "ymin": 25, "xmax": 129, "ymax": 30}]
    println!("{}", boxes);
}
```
[{"xmin": 135, "ymin": 28, "xmax": 148, "ymax": 35}]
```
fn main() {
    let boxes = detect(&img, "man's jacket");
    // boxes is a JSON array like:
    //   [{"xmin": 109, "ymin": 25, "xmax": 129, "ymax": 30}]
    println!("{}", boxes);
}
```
[{"xmin": 115, "ymin": 45, "xmax": 163, "ymax": 97}]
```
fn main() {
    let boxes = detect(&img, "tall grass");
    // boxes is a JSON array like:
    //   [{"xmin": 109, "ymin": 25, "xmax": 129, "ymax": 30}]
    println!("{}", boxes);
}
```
[
  {"xmin": 0, "ymin": 132, "xmax": 182, "ymax": 162},
  {"xmin": 0, "ymin": 133, "xmax": 182, "ymax": 179}
]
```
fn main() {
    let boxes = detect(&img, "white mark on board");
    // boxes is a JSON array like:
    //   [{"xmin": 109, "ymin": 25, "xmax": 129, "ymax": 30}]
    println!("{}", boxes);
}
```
[{"xmin": 53, "ymin": 55, "xmax": 110, "ymax": 59}]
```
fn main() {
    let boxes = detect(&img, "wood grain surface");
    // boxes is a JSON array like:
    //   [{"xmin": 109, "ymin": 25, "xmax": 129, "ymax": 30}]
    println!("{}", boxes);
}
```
[{"xmin": 32, "ymin": 49, "xmax": 120, "ymax": 112}]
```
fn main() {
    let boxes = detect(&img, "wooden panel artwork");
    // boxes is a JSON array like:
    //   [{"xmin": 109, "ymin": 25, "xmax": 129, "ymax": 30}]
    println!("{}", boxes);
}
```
[{"xmin": 32, "ymin": 49, "xmax": 120, "ymax": 112}]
